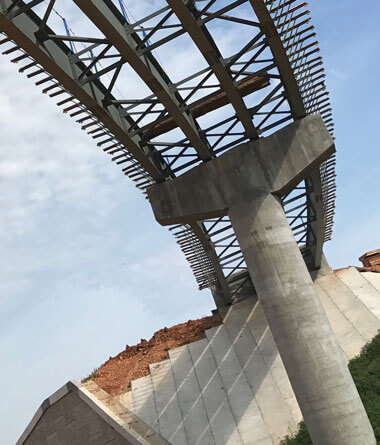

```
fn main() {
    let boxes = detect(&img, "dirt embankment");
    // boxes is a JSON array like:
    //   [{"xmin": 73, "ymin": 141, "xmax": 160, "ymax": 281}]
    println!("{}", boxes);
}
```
[{"xmin": 91, "ymin": 313, "xmax": 222, "ymax": 395}]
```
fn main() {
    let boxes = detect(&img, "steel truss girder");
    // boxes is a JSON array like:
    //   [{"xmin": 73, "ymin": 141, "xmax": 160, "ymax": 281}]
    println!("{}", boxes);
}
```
[
  {"xmin": 73, "ymin": 0, "xmax": 212, "ymax": 162},
  {"xmin": 0, "ymin": 0, "xmax": 337, "ymax": 299},
  {"xmin": 248, "ymin": 0, "xmax": 306, "ymax": 117},
  {"xmin": 166, "ymin": 0, "xmax": 258, "ymax": 140},
  {"xmin": 249, "ymin": 0, "xmax": 332, "ymax": 268}
]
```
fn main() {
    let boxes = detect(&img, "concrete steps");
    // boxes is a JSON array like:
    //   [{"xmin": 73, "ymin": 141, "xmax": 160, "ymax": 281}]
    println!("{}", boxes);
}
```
[
  {"xmin": 131, "ymin": 375, "xmax": 159, "ymax": 434},
  {"xmin": 169, "ymin": 345, "xmax": 215, "ymax": 445},
  {"xmin": 315, "ymin": 283, "xmax": 366, "ymax": 358},
  {"xmin": 336, "ymin": 267, "xmax": 380, "ymax": 319},
  {"xmin": 243, "ymin": 302, "xmax": 301, "ymax": 427},
  {"xmin": 188, "ymin": 338, "xmax": 243, "ymax": 445},
  {"xmin": 206, "ymin": 325, "xmax": 272, "ymax": 445},
  {"xmin": 221, "ymin": 300, "xmax": 297, "ymax": 443},
  {"xmin": 86, "ymin": 268, "xmax": 380, "ymax": 445},
  {"xmin": 362, "ymin": 271, "xmax": 380, "ymax": 293},
  {"xmin": 317, "ymin": 268, "xmax": 380, "ymax": 344},
  {"xmin": 150, "ymin": 359, "xmax": 187, "ymax": 444},
  {"xmin": 82, "ymin": 380, "xmax": 168, "ymax": 444}
]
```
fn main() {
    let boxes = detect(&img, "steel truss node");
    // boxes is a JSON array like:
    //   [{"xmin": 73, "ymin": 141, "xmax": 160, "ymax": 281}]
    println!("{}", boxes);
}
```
[{"xmin": 0, "ymin": 0, "xmax": 336, "ymax": 301}]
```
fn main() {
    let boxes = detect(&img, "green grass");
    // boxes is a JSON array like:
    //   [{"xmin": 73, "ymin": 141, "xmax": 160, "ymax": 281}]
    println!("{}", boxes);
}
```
[
  {"xmin": 280, "ymin": 422, "xmax": 312, "ymax": 445},
  {"xmin": 281, "ymin": 332, "xmax": 380, "ymax": 444},
  {"xmin": 81, "ymin": 366, "xmax": 100, "ymax": 383},
  {"xmin": 349, "ymin": 332, "xmax": 380, "ymax": 442}
]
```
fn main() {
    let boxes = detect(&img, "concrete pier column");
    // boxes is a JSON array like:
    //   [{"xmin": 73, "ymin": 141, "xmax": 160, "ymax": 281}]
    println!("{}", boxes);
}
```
[
  {"xmin": 228, "ymin": 193, "xmax": 375, "ymax": 444},
  {"xmin": 147, "ymin": 115, "xmax": 376, "ymax": 444}
]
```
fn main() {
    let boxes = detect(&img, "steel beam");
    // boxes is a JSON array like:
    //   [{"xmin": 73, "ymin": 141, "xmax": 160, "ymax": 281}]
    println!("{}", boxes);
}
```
[
  {"xmin": 0, "ymin": 3, "xmax": 163, "ymax": 181},
  {"xmin": 249, "ymin": 0, "xmax": 326, "ymax": 268},
  {"xmin": 248, "ymin": 0, "xmax": 305, "ymax": 118},
  {"xmin": 147, "ymin": 74, "xmax": 269, "ymax": 139},
  {"xmin": 0, "ymin": 0, "xmax": 230, "ymax": 298},
  {"xmin": 74, "ymin": 0, "xmax": 212, "ymax": 161},
  {"xmin": 167, "ymin": 0, "xmax": 260, "ymax": 139}
]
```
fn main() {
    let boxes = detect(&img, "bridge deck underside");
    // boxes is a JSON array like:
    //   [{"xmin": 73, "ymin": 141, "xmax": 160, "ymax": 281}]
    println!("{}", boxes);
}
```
[{"xmin": 0, "ymin": 0, "xmax": 336, "ymax": 301}]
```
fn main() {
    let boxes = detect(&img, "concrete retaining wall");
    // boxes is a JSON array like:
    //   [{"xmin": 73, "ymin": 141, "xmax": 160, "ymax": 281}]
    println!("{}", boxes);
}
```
[
  {"xmin": 18, "ymin": 381, "xmax": 168, "ymax": 445},
  {"xmin": 21, "ymin": 390, "xmax": 129, "ymax": 445},
  {"xmin": 19, "ymin": 267, "xmax": 380, "ymax": 445},
  {"xmin": 119, "ymin": 267, "xmax": 380, "ymax": 445}
]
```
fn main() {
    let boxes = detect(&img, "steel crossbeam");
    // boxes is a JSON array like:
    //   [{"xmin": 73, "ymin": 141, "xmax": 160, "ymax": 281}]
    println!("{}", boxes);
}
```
[
  {"xmin": 166, "ymin": 0, "xmax": 258, "ymax": 140},
  {"xmin": 73, "ymin": 0, "xmax": 212, "ymax": 161}
]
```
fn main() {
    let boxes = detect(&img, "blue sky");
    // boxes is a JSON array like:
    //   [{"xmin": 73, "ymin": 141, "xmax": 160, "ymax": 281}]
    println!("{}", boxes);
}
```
[
  {"xmin": 309, "ymin": 0, "xmax": 380, "ymax": 265},
  {"xmin": 0, "ymin": 1, "xmax": 379, "ymax": 443}
]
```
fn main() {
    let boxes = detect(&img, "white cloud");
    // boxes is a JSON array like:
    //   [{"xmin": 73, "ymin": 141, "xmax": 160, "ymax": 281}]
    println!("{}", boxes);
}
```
[{"xmin": 0, "ymin": 50, "xmax": 214, "ymax": 444}]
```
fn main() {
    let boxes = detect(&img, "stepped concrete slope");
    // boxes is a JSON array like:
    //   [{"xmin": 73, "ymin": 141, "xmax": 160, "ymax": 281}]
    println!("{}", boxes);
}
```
[{"xmin": 19, "ymin": 267, "xmax": 380, "ymax": 445}]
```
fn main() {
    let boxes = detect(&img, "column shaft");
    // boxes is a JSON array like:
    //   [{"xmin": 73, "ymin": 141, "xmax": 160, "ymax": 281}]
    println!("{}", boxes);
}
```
[{"xmin": 228, "ymin": 193, "xmax": 375, "ymax": 445}]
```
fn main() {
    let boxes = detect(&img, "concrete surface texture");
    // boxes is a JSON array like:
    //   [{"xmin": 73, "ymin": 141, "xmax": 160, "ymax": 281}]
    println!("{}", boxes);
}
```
[
  {"xmin": 147, "ymin": 115, "xmax": 334, "ymax": 226},
  {"xmin": 228, "ymin": 195, "xmax": 375, "ymax": 445},
  {"xmin": 19, "ymin": 268, "xmax": 380, "ymax": 444},
  {"xmin": 18, "ymin": 381, "xmax": 168, "ymax": 445},
  {"xmin": 105, "ymin": 268, "xmax": 380, "ymax": 445},
  {"xmin": 147, "ymin": 116, "xmax": 375, "ymax": 444}
]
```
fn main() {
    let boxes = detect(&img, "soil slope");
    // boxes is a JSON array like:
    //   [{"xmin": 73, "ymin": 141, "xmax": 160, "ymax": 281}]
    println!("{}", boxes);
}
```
[{"xmin": 91, "ymin": 313, "xmax": 222, "ymax": 395}]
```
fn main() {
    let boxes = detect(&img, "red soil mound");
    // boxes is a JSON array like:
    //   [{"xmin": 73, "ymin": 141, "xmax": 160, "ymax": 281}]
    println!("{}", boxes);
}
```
[{"xmin": 91, "ymin": 313, "xmax": 222, "ymax": 395}]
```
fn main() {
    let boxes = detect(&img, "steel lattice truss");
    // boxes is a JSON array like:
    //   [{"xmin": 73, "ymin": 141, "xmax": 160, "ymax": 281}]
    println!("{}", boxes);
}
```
[{"xmin": 0, "ymin": 0, "xmax": 336, "ymax": 301}]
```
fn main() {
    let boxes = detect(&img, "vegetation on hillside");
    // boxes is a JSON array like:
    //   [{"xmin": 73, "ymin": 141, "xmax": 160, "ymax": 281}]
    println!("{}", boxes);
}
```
[
  {"xmin": 281, "ymin": 332, "xmax": 380, "ymax": 444},
  {"xmin": 81, "ymin": 367, "xmax": 100, "ymax": 383}
]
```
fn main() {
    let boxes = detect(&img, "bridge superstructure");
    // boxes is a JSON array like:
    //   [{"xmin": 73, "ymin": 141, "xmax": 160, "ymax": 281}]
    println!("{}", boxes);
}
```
[
  {"xmin": 2, "ymin": 2, "xmax": 378, "ymax": 444},
  {"xmin": 0, "ymin": 0, "xmax": 336, "ymax": 305}
]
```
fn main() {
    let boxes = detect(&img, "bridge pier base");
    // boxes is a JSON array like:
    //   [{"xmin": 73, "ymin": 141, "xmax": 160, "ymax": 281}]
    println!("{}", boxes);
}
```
[{"xmin": 148, "ymin": 116, "xmax": 375, "ymax": 444}]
